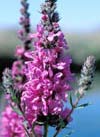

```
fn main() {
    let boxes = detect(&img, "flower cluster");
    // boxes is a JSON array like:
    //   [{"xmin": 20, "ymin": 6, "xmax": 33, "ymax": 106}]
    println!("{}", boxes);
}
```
[
  {"xmin": 0, "ymin": 106, "xmax": 25, "ymax": 137},
  {"xmin": 12, "ymin": 60, "xmax": 25, "ymax": 90},
  {"xmin": 21, "ymin": 48, "xmax": 72, "ymax": 125},
  {"xmin": 21, "ymin": 0, "xmax": 73, "ymax": 128},
  {"xmin": 11, "ymin": 0, "xmax": 32, "ymax": 91}
]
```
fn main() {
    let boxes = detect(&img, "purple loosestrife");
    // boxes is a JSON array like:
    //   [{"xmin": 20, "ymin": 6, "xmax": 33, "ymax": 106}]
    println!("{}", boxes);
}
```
[
  {"xmin": 1, "ymin": 0, "xmax": 33, "ymax": 136},
  {"xmin": 0, "ymin": 106, "xmax": 25, "ymax": 137},
  {"xmin": 79, "ymin": 56, "xmax": 95, "ymax": 92},
  {"xmin": 18, "ymin": 0, "xmax": 31, "ymax": 51},
  {"xmin": 12, "ymin": 0, "xmax": 32, "ymax": 91},
  {"xmin": 1, "ymin": 0, "xmax": 96, "ymax": 137},
  {"xmin": 21, "ymin": 0, "xmax": 73, "ymax": 134}
]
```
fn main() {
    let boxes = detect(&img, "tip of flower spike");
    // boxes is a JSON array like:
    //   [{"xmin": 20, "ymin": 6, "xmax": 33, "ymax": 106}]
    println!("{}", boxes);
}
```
[
  {"xmin": 2, "ymin": 68, "xmax": 13, "ymax": 93},
  {"xmin": 45, "ymin": 0, "xmax": 57, "ymax": 3},
  {"xmin": 79, "ymin": 55, "xmax": 96, "ymax": 91}
]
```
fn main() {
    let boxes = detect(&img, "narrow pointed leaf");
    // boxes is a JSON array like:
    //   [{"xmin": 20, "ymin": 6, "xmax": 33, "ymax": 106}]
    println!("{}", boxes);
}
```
[{"xmin": 76, "ymin": 102, "xmax": 92, "ymax": 109}]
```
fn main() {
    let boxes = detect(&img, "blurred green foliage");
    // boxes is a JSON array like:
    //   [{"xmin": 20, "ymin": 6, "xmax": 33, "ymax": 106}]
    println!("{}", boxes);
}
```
[
  {"xmin": 0, "ymin": 29, "xmax": 100, "ymax": 65},
  {"xmin": 66, "ymin": 31, "xmax": 100, "ymax": 64}
]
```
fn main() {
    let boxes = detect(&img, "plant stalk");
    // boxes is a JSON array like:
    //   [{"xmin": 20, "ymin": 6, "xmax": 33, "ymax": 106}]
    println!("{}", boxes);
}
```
[{"xmin": 43, "ymin": 123, "xmax": 49, "ymax": 137}]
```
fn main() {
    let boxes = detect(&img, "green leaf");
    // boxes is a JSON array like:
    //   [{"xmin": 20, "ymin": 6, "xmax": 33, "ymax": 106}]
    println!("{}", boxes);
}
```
[
  {"xmin": 76, "ymin": 102, "xmax": 92, "ymax": 109},
  {"xmin": 76, "ymin": 92, "xmax": 81, "ymax": 98},
  {"xmin": 0, "ymin": 85, "xmax": 4, "ymax": 96},
  {"xmin": 69, "ymin": 93, "xmax": 73, "ymax": 107},
  {"xmin": 58, "ymin": 117, "xmax": 66, "ymax": 129},
  {"xmin": 11, "ymin": 95, "xmax": 19, "ymax": 103},
  {"xmin": 11, "ymin": 106, "xmax": 23, "ymax": 115},
  {"xmin": 11, "ymin": 90, "xmax": 19, "ymax": 104}
]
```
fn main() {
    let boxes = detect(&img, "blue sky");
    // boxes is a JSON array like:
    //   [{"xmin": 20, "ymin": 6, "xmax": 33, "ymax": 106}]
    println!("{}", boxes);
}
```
[{"xmin": 0, "ymin": 0, "xmax": 100, "ymax": 32}]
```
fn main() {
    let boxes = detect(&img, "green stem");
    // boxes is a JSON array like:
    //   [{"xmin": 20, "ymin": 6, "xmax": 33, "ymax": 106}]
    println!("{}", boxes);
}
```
[
  {"xmin": 43, "ymin": 123, "xmax": 48, "ymax": 137},
  {"xmin": 23, "ymin": 126, "xmax": 31, "ymax": 137},
  {"xmin": 53, "ymin": 129, "xmax": 61, "ymax": 137},
  {"xmin": 31, "ymin": 124, "xmax": 37, "ymax": 137},
  {"xmin": 53, "ymin": 89, "xmax": 84, "ymax": 137}
]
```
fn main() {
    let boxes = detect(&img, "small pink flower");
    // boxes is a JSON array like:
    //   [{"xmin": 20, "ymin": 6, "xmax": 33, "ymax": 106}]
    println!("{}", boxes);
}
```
[
  {"xmin": 42, "ymin": 14, "xmax": 48, "ymax": 21},
  {"xmin": 34, "ymin": 126, "xmax": 43, "ymax": 137},
  {"xmin": 15, "ymin": 46, "xmax": 25, "ymax": 57},
  {"xmin": 17, "ymin": 29, "xmax": 25, "ymax": 40},
  {"xmin": 60, "ymin": 108, "xmax": 73, "ymax": 123},
  {"xmin": 30, "ymin": 25, "xmax": 44, "ymax": 39},
  {"xmin": 53, "ymin": 62, "xmax": 66, "ymax": 70},
  {"xmin": 47, "ymin": 35, "xmax": 54, "ymax": 42}
]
